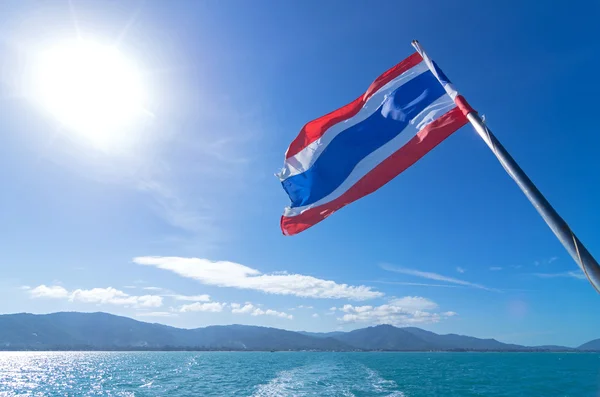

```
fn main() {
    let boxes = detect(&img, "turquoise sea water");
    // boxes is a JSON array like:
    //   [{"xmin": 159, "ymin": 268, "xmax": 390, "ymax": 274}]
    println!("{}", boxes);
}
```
[{"xmin": 1, "ymin": 352, "xmax": 599, "ymax": 396}]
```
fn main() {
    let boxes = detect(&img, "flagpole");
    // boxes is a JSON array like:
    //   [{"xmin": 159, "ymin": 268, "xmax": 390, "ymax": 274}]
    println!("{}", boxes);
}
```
[{"xmin": 412, "ymin": 40, "xmax": 600, "ymax": 294}]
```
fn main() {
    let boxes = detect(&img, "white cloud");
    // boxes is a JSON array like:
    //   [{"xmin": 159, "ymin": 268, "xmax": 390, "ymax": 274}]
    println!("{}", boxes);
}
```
[
  {"xmin": 170, "ymin": 294, "xmax": 211, "ymax": 302},
  {"xmin": 456, "ymin": 267, "xmax": 465, "ymax": 274},
  {"xmin": 489, "ymin": 267, "xmax": 503, "ymax": 271},
  {"xmin": 373, "ymin": 281, "xmax": 461, "ymax": 288},
  {"xmin": 532, "ymin": 271, "xmax": 586, "ymax": 280},
  {"xmin": 265, "ymin": 309, "xmax": 293, "ymax": 320},
  {"xmin": 231, "ymin": 303, "xmax": 256, "ymax": 314},
  {"xmin": 329, "ymin": 307, "xmax": 337, "ymax": 311},
  {"xmin": 179, "ymin": 302, "xmax": 226, "ymax": 313},
  {"xmin": 138, "ymin": 296, "xmax": 163, "ymax": 307},
  {"xmin": 230, "ymin": 303, "xmax": 292, "ymax": 320},
  {"xmin": 388, "ymin": 296, "xmax": 438, "ymax": 311},
  {"xmin": 27, "ymin": 285, "xmax": 162, "ymax": 308},
  {"xmin": 381, "ymin": 264, "xmax": 496, "ymax": 291},
  {"xmin": 142, "ymin": 287, "xmax": 163, "ymax": 291},
  {"xmin": 134, "ymin": 257, "xmax": 382, "ymax": 300},
  {"xmin": 29, "ymin": 285, "xmax": 69, "ymax": 299},
  {"xmin": 312, "ymin": 313, "xmax": 320, "ymax": 318},
  {"xmin": 297, "ymin": 305, "xmax": 314, "ymax": 309},
  {"xmin": 19, "ymin": 286, "xmax": 31, "ymax": 291},
  {"xmin": 335, "ymin": 296, "xmax": 455, "ymax": 326},
  {"xmin": 70, "ymin": 287, "xmax": 163, "ymax": 308},
  {"xmin": 135, "ymin": 312, "xmax": 177, "ymax": 318}
]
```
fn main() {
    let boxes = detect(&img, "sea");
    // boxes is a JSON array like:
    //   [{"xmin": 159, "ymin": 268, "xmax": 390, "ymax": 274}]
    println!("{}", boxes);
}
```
[{"xmin": 1, "ymin": 351, "xmax": 599, "ymax": 396}]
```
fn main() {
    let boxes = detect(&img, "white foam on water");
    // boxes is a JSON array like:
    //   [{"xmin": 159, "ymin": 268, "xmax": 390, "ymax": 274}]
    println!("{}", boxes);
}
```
[
  {"xmin": 252, "ymin": 362, "xmax": 361, "ymax": 397},
  {"xmin": 253, "ymin": 360, "xmax": 405, "ymax": 397},
  {"xmin": 252, "ymin": 367, "xmax": 307, "ymax": 397},
  {"xmin": 363, "ymin": 365, "xmax": 405, "ymax": 397}
]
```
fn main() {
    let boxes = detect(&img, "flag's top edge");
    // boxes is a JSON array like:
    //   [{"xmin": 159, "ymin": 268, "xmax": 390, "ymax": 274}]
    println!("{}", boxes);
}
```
[{"xmin": 284, "ymin": 52, "xmax": 423, "ymax": 160}]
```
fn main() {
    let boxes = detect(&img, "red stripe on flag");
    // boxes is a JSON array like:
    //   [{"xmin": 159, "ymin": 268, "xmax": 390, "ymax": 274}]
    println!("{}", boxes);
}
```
[
  {"xmin": 280, "ymin": 107, "xmax": 468, "ymax": 236},
  {"xmin": 285, "ymin": 52, "xmax": 423, "ymax": 159},
  {"xmin": 455, "ymin": 95, "xmax": 475, "ymax": 116}
]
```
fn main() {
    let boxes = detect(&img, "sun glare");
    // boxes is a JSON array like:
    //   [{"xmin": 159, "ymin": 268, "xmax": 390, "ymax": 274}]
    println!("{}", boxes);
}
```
[{"xmin": 34, "ymin": 41, "xmax": 146, "ymax": 149}]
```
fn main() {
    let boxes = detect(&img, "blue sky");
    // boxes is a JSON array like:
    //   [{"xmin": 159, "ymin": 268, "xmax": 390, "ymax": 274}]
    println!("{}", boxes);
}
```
[{"xmin": 1, "ymin": 0, "xmax": 599, "ymax": 347}]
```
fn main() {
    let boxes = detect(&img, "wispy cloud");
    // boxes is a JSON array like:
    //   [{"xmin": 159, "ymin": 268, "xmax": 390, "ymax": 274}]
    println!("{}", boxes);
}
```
[
  {"xmin": 312, "ymin": 313, "xmax": 320, "ymax": 318},
  {"xmin": 388, "ymin": 296, "xmax": 439, "ymax": 310},
  {"xmin": 297, "ymin": 305, "xmax": 314, "ymax": 309},
  {"xmin": 179, "ymin": 302, "xmax": 227, "ymax": 313},
  {"xmin": 230, "ymin": 303, "xmax": 255, "ymax": 314},
  {"xmin": 230, "ymin": 303, "xmax": 293, "ymax": 320},
  {"xmin": 26, "ymin": 70, "xmax": 266, "ymax": 251},
  {"xmin": 532, "ymin": 271, "xmax": 586, "ymax": 280},
  {"xmin": 27, "ymin": 285, "xmax": 162, "ymax": 308},
  {"xmin": 534, "ymin": 257, "xmax": 559, "ymax": 266},
  {"xmin": 371, "ymin": 281, "xmax": 463, "ymax": 288},
  {"xmin": 128, "ymin": 288, "xmax": 212, "ymax": 302},
  {"xmin": 135, "ymin": 256, "xmax": 383, "ymax": 300},
  {"xmin": 133, "ymin": 96, "xmax": 268, "ymax": 248},
  {"xmin": 335, "ymin": 296, "xmax": 456, "ymax": 326},
  {"xmin": 137, "ymin": 180, "xmax": 217, "ymax": 238},
  {"xmin": 28, "ymin": 285, "xmax": 69, "ymax": 299},
  {"xmin": 179, "ymin": 301, "xmax": 226, "ymax": 313},
  {"xmin": 261, "ymin": 309, "xmax": 293, "ymax": 320},
  {"xmin": 169, "ymin": 294, "xmax": 211, "ymax": 302},
  {"xmin": 456, "ymin": 267, "xmax": 465, "ymax": 274},
  {"xmin": 489, "ymin": 267, "xmax": 503, "ymax": 271},
  {"xmin": 380, "ymin": 264, "xmax": 497, "ymax": 291},
  {"xmin": 71, "ymin": 287, "xmax": 163, "ymax": 308}
]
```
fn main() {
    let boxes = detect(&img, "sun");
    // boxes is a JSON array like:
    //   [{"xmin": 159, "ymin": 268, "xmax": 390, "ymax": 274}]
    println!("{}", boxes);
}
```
[{"xmin": 33, "ymin": 40, "xmax": 146, "ymax": 150}]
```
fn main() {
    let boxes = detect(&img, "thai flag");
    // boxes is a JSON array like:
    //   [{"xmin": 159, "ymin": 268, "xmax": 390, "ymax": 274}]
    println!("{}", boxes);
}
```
[{"xmin": 278, "ymin": 50, "xmax": 473, "ymax": 236}]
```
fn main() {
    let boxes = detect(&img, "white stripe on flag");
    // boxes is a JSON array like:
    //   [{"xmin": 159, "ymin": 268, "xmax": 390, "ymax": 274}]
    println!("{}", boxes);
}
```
[
  {"xmin": 283, "ymin": 94, "xmax": 456, "ymax": 217},
  {"xmin": 278, "ymin": 61, "xmax": 430, "ymax": 181}
]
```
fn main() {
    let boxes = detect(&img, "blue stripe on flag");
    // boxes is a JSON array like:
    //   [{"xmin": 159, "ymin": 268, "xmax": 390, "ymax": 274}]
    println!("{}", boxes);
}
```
[
  {"xmin": 282, "ymin": 70, "xmax": 446, "ymax": 208},
  {"xmin": 432, "ymin": 60, "xmax": 451, "ymax": 86}
]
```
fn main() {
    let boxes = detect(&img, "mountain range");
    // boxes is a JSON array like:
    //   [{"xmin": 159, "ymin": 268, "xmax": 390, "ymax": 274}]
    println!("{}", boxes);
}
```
[{"xmin": 0, "ymin": 312, "xmax": 595, "ymax": 351}]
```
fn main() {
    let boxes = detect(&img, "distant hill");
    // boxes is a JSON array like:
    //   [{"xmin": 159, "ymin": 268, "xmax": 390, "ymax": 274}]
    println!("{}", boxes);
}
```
[
  {"xmin": 298, "ymin": 331, "xmax": 346, "ymax": 338},
  {"xmin": 578, "ymin": 339, "xmax": 600, "ymax": 351},
  {"xmin": 332, "ymin": 325, "xmax": 532, "ymax": 351},
  {"xmin": 532, "ymin": 345, "xmax": 577, "ymax": 352},
  {"xmin": 191, "ymin": 324, "xmax": 350, "ymax": 351},
  {"xmin": 0, "ymin": 312, "xmax": 349, "ymax": 351},
  {"xmin": 335, "ymin": 325, "xmax": 432, "ymax": 351},
  {"xmin": 402, "ymin": 327, "xmax": 525, "ymax": 351},
  {"xmin": 0, "ymin": 312, "xmax": 582, "ymax": 351}
]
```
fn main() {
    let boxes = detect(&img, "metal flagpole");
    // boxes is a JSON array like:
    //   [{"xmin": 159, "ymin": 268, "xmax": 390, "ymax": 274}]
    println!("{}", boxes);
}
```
[{"xmin": 412, "ymin": 40, "xmax": 600, "ymax": 294}]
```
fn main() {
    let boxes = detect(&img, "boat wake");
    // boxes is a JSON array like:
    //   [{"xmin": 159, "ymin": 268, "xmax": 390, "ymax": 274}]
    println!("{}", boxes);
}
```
[{"xmin": 253, "ymin": 359, "xmax": 404, "ymax": 397}]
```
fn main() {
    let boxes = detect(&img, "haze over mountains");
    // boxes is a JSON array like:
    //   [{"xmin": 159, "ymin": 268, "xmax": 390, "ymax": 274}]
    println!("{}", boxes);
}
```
[{"xmin": 0, "ymin": 312, "xmax": 595, "ymax": 351}]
